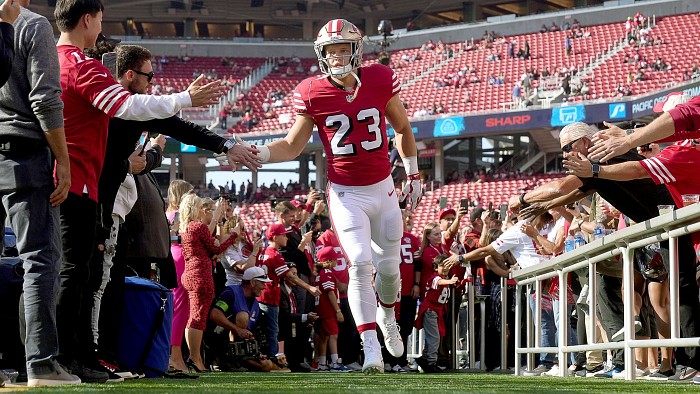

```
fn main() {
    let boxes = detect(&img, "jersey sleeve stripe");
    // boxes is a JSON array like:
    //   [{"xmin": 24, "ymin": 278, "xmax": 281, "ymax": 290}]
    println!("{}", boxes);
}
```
[
  {"xmin": 102, "ymin": 91, "xmax": 130, "ymax": 115},
  {"xmin": 430, "ymin": 276, "xmax": 440, "ymax": 290},
  {"xmin": 92, "ymin": 84, "xmax": 123, "ymax": 108},
  {"xmin": 96, "ymin": 86, "xmax": 128, "ymax": 111},
  {"xmin": 646, "ymin": 157, "xmax": 675, "ymax": 183}
]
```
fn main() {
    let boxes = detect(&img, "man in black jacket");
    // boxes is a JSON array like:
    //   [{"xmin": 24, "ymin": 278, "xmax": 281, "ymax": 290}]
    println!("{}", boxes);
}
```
[{"xmin": 86, "ymin": 44, "xmax": 260, "ymax": 375}]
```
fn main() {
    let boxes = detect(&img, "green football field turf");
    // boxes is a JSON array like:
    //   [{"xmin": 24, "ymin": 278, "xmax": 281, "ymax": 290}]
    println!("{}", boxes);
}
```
[{"xmin": 10, "ymin": 372, "xmax": 700, "ymax": 393}]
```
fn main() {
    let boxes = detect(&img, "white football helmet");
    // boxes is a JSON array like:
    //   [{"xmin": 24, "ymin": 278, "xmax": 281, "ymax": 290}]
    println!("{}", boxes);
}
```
[{"xmin": 314, "ymin": 19, "xmax": 363, "ymax": 79}]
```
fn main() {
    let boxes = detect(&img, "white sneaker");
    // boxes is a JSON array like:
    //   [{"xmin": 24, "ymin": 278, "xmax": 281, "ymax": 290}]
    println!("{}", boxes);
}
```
[
  {"xmin": 376, "ymin": 307, "xmax": 404, "ymax": 358},
  {"xmin": 612, "ymin": 367, "xmax": 649, "ymax": 379},
  {"xmin": 361, "ymin": 336, "xmax": 384, "ymax": 374},
  {"xmin": 345, "ymin": 362, "xmax": 363, "ymax": 372},
  {"xmin": 28, "ymin": 365, "xmax": 82, "ymax": 387},
  {"xmin": 543, "ymin": 364, "xmax": 561, "ymax": 376}
]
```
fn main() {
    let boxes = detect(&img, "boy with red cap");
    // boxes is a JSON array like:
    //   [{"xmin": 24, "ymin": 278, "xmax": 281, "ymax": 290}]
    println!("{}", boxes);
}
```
[
  {"xmin": 312, "ymin": 246, "xmax": 350, "ymax": 372},
  {"xmin": 257, "ymin": 223, "xmax": 320, "ymax": 364}
]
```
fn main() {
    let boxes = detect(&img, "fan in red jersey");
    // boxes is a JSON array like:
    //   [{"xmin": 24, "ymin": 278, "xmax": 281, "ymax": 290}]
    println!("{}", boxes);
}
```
[{"xmin": 245, "ymin": 19, "xmax": 422, "ymax": 373}]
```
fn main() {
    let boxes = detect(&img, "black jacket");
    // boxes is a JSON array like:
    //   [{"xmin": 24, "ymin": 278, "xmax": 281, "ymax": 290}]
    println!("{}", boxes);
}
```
[
  {"xmin": 99, "ymin": 116, "xmax": 226, "ymax": 228},
  {"xmin": 278, "ymin": 283, "xmax": 305, "ymax": 342},
  {"xmin": 0, "ymin": 23, "xmax": 13, "ymax": 88}
]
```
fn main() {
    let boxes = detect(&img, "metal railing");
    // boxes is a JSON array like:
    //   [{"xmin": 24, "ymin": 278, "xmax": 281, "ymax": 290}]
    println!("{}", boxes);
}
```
[{"xmin": 511, "ymin": 203, "xmax": 700, "ymax": 380}]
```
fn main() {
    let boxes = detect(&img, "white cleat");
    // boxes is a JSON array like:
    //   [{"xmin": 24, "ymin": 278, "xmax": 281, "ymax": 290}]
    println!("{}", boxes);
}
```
[
  {"xmin": 362, "ymin": 336, "xmax": 384, "ymax": 374},
  {"xmin": 377, "ymin": 307, "xmax": 404, "ymax": 358}
]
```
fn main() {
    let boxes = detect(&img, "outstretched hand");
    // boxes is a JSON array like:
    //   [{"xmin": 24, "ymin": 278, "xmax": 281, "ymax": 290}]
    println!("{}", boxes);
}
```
[
  {"xmin": 588, "ymin": 121, "xmax": 629, "ymax": 162},
  {"xmin": 186, "ymin": 74, "xmax": 227, "ymax": 107}
]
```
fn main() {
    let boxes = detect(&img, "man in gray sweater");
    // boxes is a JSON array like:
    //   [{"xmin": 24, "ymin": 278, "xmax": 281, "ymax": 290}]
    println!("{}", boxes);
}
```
[{"xmin": 0, "ymin": 0, "xmax": 78, "ymax": 388}]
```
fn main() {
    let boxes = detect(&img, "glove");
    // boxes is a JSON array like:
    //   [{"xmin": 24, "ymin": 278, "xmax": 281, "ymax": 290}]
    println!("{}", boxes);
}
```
[{"xmin": 399, "ymin": 173, "xmax": 422, "ymax": 211}]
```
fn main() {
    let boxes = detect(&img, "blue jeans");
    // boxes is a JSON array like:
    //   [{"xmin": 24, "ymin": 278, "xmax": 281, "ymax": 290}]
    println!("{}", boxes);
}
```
[
  {"xmin": 259, "ymin": 303, "xmax": 280, "ymax": 357},
  {"xmin": 0, "ymin": 148, "xmax": 62, "ymax": 376},
  {"xmin": 528, "ymin": 294, "xmax": 555, "ymax": 367},
  {"xmin": 552, "ymin": 299, "xmax": 578, "ymax": 365}
]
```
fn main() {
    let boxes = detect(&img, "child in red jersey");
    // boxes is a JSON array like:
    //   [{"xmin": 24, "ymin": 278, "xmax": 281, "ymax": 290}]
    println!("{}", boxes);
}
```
[
  {"xmin": 312, "ymin": 247, "xmax": 350, "ymax": 372},
  {"xmin": 414, "ymin": 254, "xmax": 458, "ymax": 373}
]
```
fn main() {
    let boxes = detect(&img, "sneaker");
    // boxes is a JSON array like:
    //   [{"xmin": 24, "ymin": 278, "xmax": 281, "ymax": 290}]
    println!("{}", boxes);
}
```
[
  {"xmin": 376, "ymin": 307, "xmax": 403, "ymax": 358},
  {"xmin": 28, "ymin": 365, "xmax": 81, "ymax": 387},
  {"xmin": 345, "ymin": 362, "xmax": 363, "ymax": 372},
  {"xmin": 612, "ymin": 367, "xmax": 649, "ymax": 379},
  {"xmin": 568, "ymin": 364, "xmax": 584, "ymax": 375},
  {"xmin": 522, "ymin": 364, "xmax": 550, "ymax": 376},
  {"xmin": 384, "ymin": 363, "xmax": 392, "ymax": 373},
  {"xmin": 330, "ymin": 363, "xmax": 351, "ymax": 372},
  {"xmin": 582, "ymin": 364, "xmax": 605, "ymax": 377},
  {"xmin": 610, "ymin": 319, "xmax": 642, "ymax": 342},
  {"xmin": 668, "ymin": 366, "xmax": 699, "ymax": 382},
  {"xmin": 65, "ymin": 360, "xmax": 108, "ymax": 384},
  {"xmin": 594, "ymin": 365, "xmax": 623, "ymax": 379},
  {"xmin": 414, "ymin": 357, "xmax": 441, "ymax": 373},
  {"xmin": 312, "ymin": 364, "xmax": 329, "ymax": 372},
  {"xmin": 361, "ymin": 336, "xmax": 384, "ymax": 374},
  {"xmin": 99, "ymin": 360, "xmax": 134, "ymax": 379},
  {"xmin": 646, "ymin": 369, "xmax": 674, "ymax": 380},
  {"xmin": 391, "ymin": 365, "xmax": 407, "ymax": 373},
  {"xmin": 543, "ymin": 364, "xmax": 561, "ymax": 376}
]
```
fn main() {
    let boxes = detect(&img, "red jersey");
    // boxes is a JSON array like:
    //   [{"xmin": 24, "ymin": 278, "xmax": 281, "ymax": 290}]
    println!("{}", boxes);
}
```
[
  {"xmin": 57, "ymin": 45, "xmax": 130, "ymax": 201},
  {"xmin": 256, "ymin": 246, "xmax": 290, "ymax": 306},
  {"xmin": 422, "ymin": 273, "xmax": 451, "ymax": 308},
  {"xmin": 419, "ymin": 244, "xmax": 445, "ymax": 291},
  {"xmin": 315, "ymin": 230, "xmax": 349, "ymax": 298},
  {"xmin": 315, "ymin": 268, "xmax": 339, "ymax": 319},
  {"xmin": 639, "ymin": 141, "xmax": 700, "ymax": 247},
  {"xmin": 399, "ymin": 231, "xmax": 421, "ymax": 297},
  {"xmin": 292, "ymin": 64, "xmax": 400, "ymax": 186}
]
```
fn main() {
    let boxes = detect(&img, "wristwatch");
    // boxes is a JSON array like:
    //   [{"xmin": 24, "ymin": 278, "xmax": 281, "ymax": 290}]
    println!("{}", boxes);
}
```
[
  {"xmin": 591, "ymin": 163, "xmax": 600, "ymax": 178},
  {"xmin": 625, "ymin": 128, "xmax": 635, "ymax": 136},
  {"xmin": 519, "ymin": 192, "xmax": 529, "ymax": 207},
  {"xmin": 222, "ymin": 139, "xmax": 237, "ymax": 153},
  {"xmin": 458, "ymin": 254, "xmax": 464, "ymax": 264}
]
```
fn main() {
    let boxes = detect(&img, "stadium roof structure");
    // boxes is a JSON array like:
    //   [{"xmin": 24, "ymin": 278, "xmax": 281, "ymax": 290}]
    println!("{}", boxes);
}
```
[{"xmin": 30, "ymin": 0, "xmax": 602, "ymax": 35}]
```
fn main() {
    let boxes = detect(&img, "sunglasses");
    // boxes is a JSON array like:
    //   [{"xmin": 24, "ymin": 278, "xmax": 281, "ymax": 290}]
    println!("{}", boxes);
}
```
[
  {"xmin": 561, "ymin": 137, "xmax": 582, "ymax": 153},
  {"xmin": 131, "ymin": 69, "xmax": 155, "ymax": 82}
]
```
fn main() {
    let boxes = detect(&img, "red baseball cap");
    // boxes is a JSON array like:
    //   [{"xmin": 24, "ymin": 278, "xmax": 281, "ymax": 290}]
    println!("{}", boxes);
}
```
[
  {"xmin": 653, "ymin": 91, "xmax": 691, "ymax": 113},
  {"xmin": 316, "ymin": 246, "xmax": 342, "ymax": 263},
  {"xmin": 266, "ymin": 223, "xmax": 291, "ymax": 239},
  {"xmin": 290, "ymin": 199, "xmax": 305, "ymax": 209},
  {"xmin": 439, "ymin": 208, "xmax": 456, "ymax": 220}
]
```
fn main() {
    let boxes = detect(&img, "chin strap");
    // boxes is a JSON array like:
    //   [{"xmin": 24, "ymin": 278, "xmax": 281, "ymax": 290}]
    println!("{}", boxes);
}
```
[{"xmin": 345, "ymin": 71, "xmax": 362, "ymax": 102}]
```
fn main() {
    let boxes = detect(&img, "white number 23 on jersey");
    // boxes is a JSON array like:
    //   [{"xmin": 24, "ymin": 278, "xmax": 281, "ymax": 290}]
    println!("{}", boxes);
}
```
[{"xmin": 326, "ymin": 108, "xmax": 383, "ymax": 156}]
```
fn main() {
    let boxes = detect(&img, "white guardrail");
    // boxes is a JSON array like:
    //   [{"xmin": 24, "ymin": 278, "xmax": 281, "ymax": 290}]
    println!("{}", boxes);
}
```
[{"xmin": 511, "ymin": 202, "xmax": 700, "ymax": 380}]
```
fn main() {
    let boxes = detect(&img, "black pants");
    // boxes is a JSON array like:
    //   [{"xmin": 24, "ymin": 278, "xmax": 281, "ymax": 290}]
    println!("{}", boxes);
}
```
[
  {"xmin": 596, "ymin": 273, "xmax": 625, "ymax": 367},
  {"xmin": 671, "ymin": 235, "xmax": 700, "ymax": 369},
  {"xmin": 338, "ymin": 297, "xmax": 361, "ymax": 365},
  {"xmin": 56, "ymin": 193, "xmax": 98, "ymax": 364}
]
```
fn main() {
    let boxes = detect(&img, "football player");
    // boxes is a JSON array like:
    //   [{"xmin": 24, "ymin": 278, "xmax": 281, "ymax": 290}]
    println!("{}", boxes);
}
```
[{"xmin": 247, "ymin": 19, "xmax": 422, "ymax": 373}]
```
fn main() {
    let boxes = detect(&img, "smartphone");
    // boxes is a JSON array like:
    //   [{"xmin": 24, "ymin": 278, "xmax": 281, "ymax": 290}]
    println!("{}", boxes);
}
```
[
  {"xmin": 101, "ymin": 51, "xmax": 117, "ymax": 79},
  {"xmin": 439, "ymin": 197, "xmax": 447, "ymax": 209},
  {"xmin": 639, "ymin": 143, "xmax": 652, "ymax": 152},
  {"xmin": 138, "ymin": 132, "xmax": 149, "ymax": 155},
  {"xmin": 500, "ymin": 204, "xmax": 507, "ymax": 220},
  {"xmin": 488, "ymin": 202, "xmax": 493, "ymax": 211},
  {"xmin": 460, "ymin": 198, "xmax": 470, "ymax": 209}
]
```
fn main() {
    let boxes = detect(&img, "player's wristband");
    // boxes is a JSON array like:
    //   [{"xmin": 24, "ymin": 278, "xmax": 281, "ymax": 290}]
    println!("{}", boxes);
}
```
[
  {"xmin": 255, "ymin": 145, "xmax": 271, "ymax": 163},
  {"xmin": 402, "ymin": 156, "xmax": 419, "ymax": 175}
]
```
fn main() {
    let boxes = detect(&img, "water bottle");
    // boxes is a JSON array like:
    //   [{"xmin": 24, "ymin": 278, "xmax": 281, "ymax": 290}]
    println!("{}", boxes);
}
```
[
  {"xmin": 565, "ymin": 234, "xmax": 575, "ymax": 253},
  {"xmin": 594, "ymin": 219, "xmax": 605, "ymax": 239},
  {"xmin": 474, "ymin": 268, "xmax": 483, "ymax": 296},
  {"xmin": 574, "ymin": 231, "xmax": 586, "ymax": 249}
]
